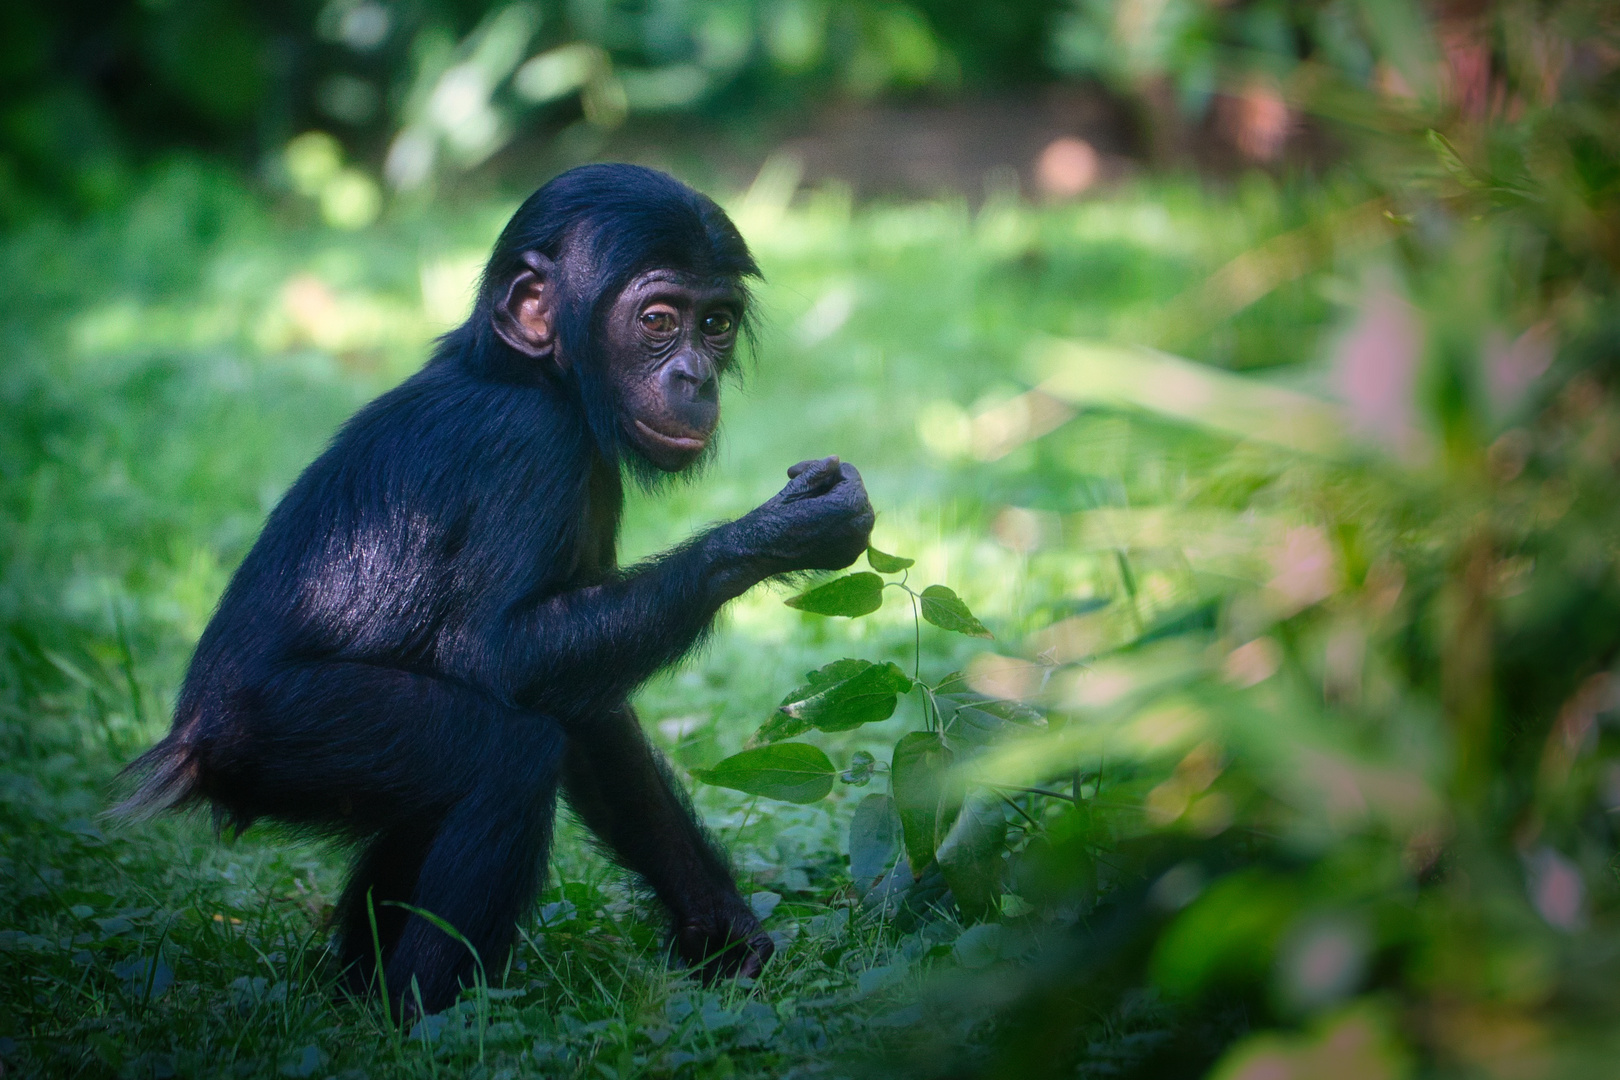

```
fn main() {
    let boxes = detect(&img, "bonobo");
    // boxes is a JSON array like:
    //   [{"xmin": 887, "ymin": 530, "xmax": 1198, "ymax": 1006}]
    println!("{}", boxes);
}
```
[{"xmin": 117, "ymin": 164, "xmax": 875, "ymax": 1016}]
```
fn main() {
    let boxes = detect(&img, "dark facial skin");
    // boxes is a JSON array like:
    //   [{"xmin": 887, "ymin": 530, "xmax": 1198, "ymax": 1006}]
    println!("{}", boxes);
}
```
[
  {"xmin": 494, "ymin": 255, "xmax": 741, "ymax": 471},
  {"xmin": 602, "ymin": 269, "xmax": 741, "ymax": 471}
]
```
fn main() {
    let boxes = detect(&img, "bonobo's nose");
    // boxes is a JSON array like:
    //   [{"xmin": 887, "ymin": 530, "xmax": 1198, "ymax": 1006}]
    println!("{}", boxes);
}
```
[
  {"xmin": 660, "ymin": 350, "xmax": 719, "ymax": 434},
  {"xmin": 664, "ymin": 350, "xmax": 718, "ymax": 402}
]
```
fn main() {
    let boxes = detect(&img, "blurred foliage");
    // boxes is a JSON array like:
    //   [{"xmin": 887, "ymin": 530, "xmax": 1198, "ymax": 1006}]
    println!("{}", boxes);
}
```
[
  {"xmin": 0, "ymin": 0, "xmax": 1067, "ymax": 224},
  {"xmin": 873, "ymin": 1, "xmax": 1620, "ymax": 1077}
]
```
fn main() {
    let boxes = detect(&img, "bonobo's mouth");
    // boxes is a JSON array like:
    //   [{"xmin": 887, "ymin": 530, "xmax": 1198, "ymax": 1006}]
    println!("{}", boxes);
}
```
[{"xmin": 633, "ymin": 419, "xmax": 709, "ymax": 454}]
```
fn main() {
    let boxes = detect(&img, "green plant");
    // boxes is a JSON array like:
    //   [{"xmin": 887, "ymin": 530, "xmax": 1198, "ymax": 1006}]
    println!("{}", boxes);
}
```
[{"xmin": 692, "ymin": 545, "xmax": 1048, "ymax": 921}]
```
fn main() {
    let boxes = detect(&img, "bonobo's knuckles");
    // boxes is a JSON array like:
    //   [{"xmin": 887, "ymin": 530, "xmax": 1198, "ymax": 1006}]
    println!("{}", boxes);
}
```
[
  {"xmin": 674, "ymin": 904, "xmax": 776, "ymax": 982},
  {"xmin": 737, "ymin": 456, "xmax": 875, "ymax": 574}
]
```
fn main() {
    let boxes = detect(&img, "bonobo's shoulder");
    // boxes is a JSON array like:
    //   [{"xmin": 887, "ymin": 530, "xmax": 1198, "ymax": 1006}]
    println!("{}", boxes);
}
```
[
  {"xmin": 334, "ymin": 361, "xmax": 573, "ymax": 459},
  {"xmin": 360, "ymin": 360, "xmax": 564, "ymax": 420}
]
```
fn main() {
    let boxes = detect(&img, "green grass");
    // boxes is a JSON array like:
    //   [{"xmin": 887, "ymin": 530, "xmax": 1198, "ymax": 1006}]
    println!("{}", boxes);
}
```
[{"xmin": 0, "ymin": 157, "xmax": 1345, "ymax": 1078}]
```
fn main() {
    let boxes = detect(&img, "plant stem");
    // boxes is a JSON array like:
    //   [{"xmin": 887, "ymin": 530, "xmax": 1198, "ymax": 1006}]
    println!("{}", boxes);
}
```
[
  {"xmin": 999, "ymin": 792, "xmax": 1043, "ymax": 831},
  {"xmin": 986, "ymin": 782, "xmax": 1076, "ymax": 803},
  {"xmin": 733, "ymin": 795, "xmax": 760, "ymax": 842}
]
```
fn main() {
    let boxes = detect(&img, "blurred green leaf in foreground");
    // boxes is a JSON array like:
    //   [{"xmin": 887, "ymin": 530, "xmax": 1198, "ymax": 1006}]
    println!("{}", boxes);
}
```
[{"xmin": 873, "ymin": 2, "xmax": 1620, "ymax": 1077}]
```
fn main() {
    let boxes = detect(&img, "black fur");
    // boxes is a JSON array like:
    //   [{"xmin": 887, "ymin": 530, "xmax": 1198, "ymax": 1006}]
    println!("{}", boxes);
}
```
[{"xmin": 116, "ymin": 164, "xmax": 873, "ymax": 1017}]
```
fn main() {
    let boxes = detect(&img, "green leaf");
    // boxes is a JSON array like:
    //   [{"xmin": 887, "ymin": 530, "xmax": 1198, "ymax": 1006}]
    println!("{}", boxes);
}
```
[
  {"xmin": 866, "ymin": 546, "xmax": 915, "ymax": 573},
  {"xmin": 785, "ymin": 572, "xmax": 885, "ymax": 617},
  {"xmin": 936, "ymin": 792, "xmax": 1008, "ymax": 921},
  {"xmin": 753, "ymin": 659, "xmax": 873, "ymax": 742},
  {"xmin": 1150, "ymin": 871, "xmax": 1300, "ymax": 996},
  {"xmin": 799, "ymin": 658, "xmax": 875, "ymax": 690},
  {"xmin": 938, "ymin": 692, "xmax": 1044, "ymax": 749},
  {"xmin": 691, "ymin": 744, "xmax": 836, "ymax": 804},
  {"xmin": 1427, "ymin": 129, "xmax": 1487, "ymax": 190},
  {"xmin": 778, "ymin": 660, "xmax": 913, "ymax": 733},
  {"xmin": 755, "ymin": 659, "xmax": 880, "ymax": 742},
  {"xmin": 952, "ymin": 922, "xmax": 1008, "ymax": 969},
  {"xmin": 751, "ymin": 709, "xmax": 811, "ymax": 744},
  {"xmin": 919, "ymin": 585, "xmax": 992, "ymax": 638},
  {"xmin": 890, "ymin": 732, "xmax": 958, "ymax": 874},
  {"xmin": 848, "ymin": 793, "xmax": 901, "ymax": 893},
  {"xmin": 841, "ymin": 750, "xmax": 877, "ymax": 786}
]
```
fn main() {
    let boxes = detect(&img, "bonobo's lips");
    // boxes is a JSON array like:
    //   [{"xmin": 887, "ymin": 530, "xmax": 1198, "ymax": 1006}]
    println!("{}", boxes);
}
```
[{"xmin": 634, "ymin": 419, "xmax": 709, "ymax": 455}]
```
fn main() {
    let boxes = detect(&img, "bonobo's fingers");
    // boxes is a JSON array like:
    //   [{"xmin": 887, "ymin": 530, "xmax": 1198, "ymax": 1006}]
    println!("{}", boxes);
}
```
[
  {"xmin": 781, "ymin": 456, "xmax": 843, "ymax": 502},
  {"xmin": 674, "ymin": 915, "xmax": 775, "ymax": 984},
  {"xmin": 737, "ymin": 455, "xmax": 874, "ymax": 574},
  {"xmin": 786, "ymin": 456, "xmax": 836, "ymax": 480},
  {"xmin": 738, "ymin": 931, "xmax": 774, "ymax": 979},
  {"xmin": 836, "ymin": 462, "xmax": 873, "ymax": 517}
]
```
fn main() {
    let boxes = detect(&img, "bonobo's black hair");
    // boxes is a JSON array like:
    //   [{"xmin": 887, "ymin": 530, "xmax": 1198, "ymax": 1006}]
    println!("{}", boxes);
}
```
[
  {"xmin": 455, "ymin": 163, "xmax": 760, "ymax": 469},
  {"xmin": 113, "ymin": 162, "xmax": 824, "ymax": 1018}
]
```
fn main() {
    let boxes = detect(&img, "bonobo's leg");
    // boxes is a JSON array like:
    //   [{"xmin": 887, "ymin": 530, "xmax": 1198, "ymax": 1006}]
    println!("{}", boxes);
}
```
[
  {"xmin": 561, "ymin": 706, "xmax": 771, "ymax": 977},
  {"xmin": 197, "ymin": 662, "xmax": 564, "ymax": 1016},
  {"xmin": 386, "ymin": 753, "xmax": 560, "ymax": 1013},
  {"xmin": 333, "ymin": 826, "xmax": 435, "ymax": 997}
]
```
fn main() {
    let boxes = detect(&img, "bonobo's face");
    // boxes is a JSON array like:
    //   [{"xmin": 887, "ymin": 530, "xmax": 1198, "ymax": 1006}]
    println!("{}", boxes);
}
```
[
  {"xmin": 491, "ymin": 250, "xmax": 743, "ymax": 473},
  {"xmin": 602, "ymin": 269, "xmax": 741, "ymax": 472}
]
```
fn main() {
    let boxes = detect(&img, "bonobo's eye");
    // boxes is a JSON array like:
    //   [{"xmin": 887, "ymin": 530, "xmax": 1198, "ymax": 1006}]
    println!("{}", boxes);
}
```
[
  {"xmin": 702, "ymin": 311, "xmax": 735, "ymax": 337},
  {"xmin": 639, "ymin": 307, "xmax": 678, "ymax": 335}
]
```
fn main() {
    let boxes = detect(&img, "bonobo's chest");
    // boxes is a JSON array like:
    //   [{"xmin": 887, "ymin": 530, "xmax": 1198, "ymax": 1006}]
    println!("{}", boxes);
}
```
[{"xmin": 569, "ymin": 456, "xmax": 623, "ymax": 582}]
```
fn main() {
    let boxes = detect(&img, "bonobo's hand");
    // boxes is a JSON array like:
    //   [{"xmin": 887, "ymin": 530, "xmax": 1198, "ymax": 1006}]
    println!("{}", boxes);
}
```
[
  {"xmin": 734, "ymin": 456, "xmax": 874, "ymax": 575},
  {"xmin": 673, "ymin": 904, "xmax": 774, "ymax": 983}
]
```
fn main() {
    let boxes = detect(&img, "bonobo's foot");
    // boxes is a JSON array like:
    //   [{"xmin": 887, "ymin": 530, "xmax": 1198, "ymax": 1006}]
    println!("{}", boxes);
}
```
[
  {"xmin": 333, "ymin": 964, "xmax": 422, "ymax": 1029},
  {"xmin": 673, "ymin": 904, "xmax": 774, "ymax": 981}
]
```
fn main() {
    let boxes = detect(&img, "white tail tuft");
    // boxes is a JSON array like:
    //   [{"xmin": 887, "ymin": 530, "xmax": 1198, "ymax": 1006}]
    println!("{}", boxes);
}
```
[{"xmin": 107, "ymin": 740, "xmax": 199, "ymax": 821}]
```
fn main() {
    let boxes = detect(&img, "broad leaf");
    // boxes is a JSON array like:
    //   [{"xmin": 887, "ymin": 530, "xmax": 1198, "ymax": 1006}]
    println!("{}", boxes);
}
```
[
  {"xmin": 785, "ymin": 572, "xmax": 885, "ymax": 617},
  {"xmin": 938, "ymin": 692, "xmax": 1044, "ymax": 749},
  {"xmin": 866, "ymin": 546, "xmax": 915, "ymax": 573},
  {"xmin": 890, "ymin": 732, "xmax": 958, "ymax": 874},
  {"xmin": 754, "ymin": 659, "xmax": 882, "ymax": 742},
  {"xmin": 936, "ymin": 792, "xmax": 1008, "ymax": 920},
  {"xmin": 783, "ymin": 658, "xmax": 876, "ymax": 703},
  {"xmin": 751, "ymin": 709, "xmax": 811, "ymax": 744},
  {"xmin": 840, "ymin": 749, "xmax": 877, "ymax": 786},
  {"xmin": 691, "ymin": 744, "xmax": 836, "ymax": 804},
  {"xmin": 848, "ymin": 793, "xmax": 901, "ymax": 893},
  {"xmin": 919, "ymin": 585, "xmax": 992, "ymax": 638},
  {"xmin": 778, "ymin": 660, "xmax": 913, "ymax": 733},
  {"xmin": 953, "ymin": 923, "xmax": 1009, "ymax": 969}
]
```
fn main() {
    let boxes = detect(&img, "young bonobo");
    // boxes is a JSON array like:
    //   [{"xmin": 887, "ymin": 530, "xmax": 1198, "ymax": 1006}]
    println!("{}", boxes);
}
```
[{"xmin": 117, "ymin": 164, "xmax": 875, "ymax": 1016}]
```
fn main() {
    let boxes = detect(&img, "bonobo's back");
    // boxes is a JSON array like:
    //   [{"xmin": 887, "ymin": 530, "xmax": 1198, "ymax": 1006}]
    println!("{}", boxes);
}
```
[{"xmin": 117, "ymin": 350, "xmax": 593, "ymax": 818}]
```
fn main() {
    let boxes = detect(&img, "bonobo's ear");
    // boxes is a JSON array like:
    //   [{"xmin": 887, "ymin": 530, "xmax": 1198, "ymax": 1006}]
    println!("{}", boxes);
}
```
[{"xmin": 494, "ymin": 251, "xmax": 562, "ymax": 369}]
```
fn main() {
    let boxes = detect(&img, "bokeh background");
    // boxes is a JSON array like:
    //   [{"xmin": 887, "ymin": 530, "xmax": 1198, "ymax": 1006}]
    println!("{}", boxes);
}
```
[{"xmin": 3, "ymin": 1, "xmax": 1620, "ymax": 1077}]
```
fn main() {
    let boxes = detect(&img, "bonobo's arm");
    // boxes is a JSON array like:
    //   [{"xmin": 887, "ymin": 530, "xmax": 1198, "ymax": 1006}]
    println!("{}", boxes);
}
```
[
  {"xmin": 562, "ymin": 705, "xmax": 772, "ymax": 977},
  {"xmin": 500, "ymin": 458, "xmax": 872, "ymax": 719}
]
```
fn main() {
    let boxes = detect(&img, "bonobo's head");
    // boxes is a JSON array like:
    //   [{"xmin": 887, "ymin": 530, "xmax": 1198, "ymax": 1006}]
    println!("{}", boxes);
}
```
[{"xmin": 474, "ymin": 163, "xmax": 758, "ymax": 476}]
